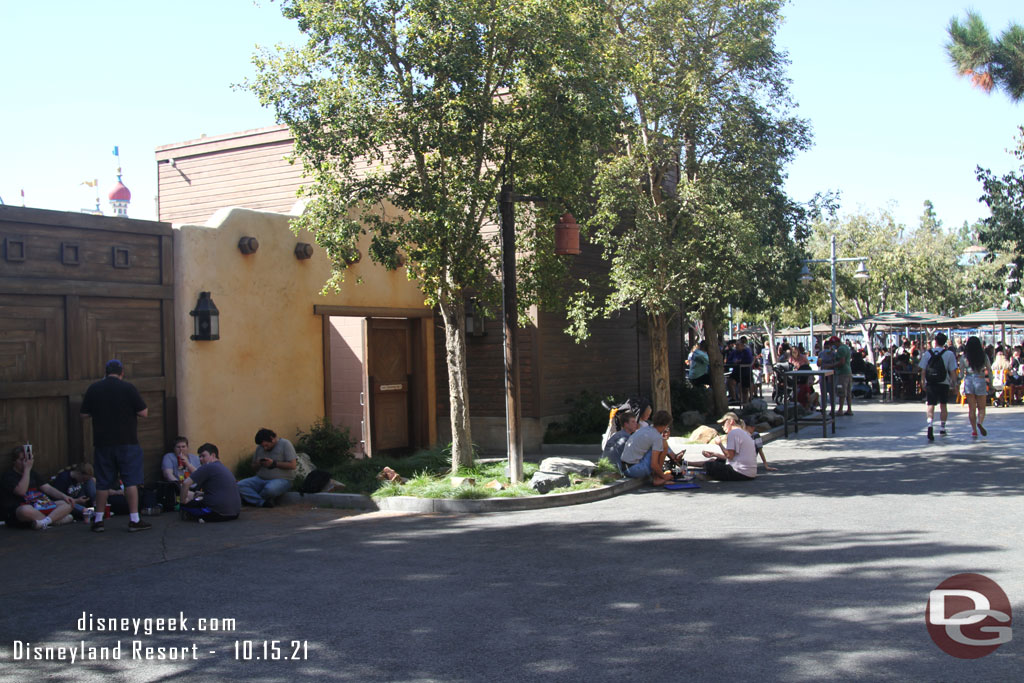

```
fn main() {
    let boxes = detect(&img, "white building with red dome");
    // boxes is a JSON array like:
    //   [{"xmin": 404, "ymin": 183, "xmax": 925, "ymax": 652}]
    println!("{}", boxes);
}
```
[{"xmin": 108, "ymin": 177, "xmax": 131, "ymax": 217}]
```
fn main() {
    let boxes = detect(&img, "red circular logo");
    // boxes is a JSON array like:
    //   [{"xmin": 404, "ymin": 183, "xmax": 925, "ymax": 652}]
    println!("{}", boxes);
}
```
[{"xmin": 926, "ymin": 573, "xmax": 1012, "ymax": 659}]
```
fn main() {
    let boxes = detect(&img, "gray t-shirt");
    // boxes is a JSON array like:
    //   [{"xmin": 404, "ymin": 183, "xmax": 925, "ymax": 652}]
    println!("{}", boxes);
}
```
[
  {"xmin": 191, "ymin": 460, "xmax": 241, "ymax": 517},
  {"xmin": 918, "ymin": 348, "xmax": 958, "ymax": 385},
  {"xmin": 602, "ymin": 429, "xmax": 631, "ymax": 470},
  {"xmin": 621, "ymin": 425, "xmax": 664, "ymax": 465},
  {"xmin": 161, "ymin": 452, "xmax": 200, "ymax": 481},
  {"xmin": 251, "ymin": 438, "xmax": 297, "ymax": 480}
]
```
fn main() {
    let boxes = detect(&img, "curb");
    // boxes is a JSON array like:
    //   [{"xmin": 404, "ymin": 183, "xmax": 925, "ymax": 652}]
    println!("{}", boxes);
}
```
[{"xmin": 280, "ymin": 477, "xmax": 644, "ymax": 514}]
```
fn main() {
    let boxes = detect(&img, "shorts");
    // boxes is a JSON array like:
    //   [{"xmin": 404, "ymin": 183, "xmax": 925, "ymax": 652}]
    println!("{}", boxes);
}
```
[
  {"xmin": 729, "ymin": 367, "xmax": 752, "ymax": 388},
  {"xmin": 963, "ymin": 376, "xmax": 988, "ymax": 396},
  {"xmin": 835, "ymin": 374, "xmax": 852, "ymax": 399},
  {"xmin": 925, "ymin": 383, "xmax": 950, "ymax": 407},
  {"xmin": 94, "ymin": 444, "xmax": 145, "ymax": 489},
  {"xmin": 623, "ymin": 451, "xmax": 653, "ymax": 479}
]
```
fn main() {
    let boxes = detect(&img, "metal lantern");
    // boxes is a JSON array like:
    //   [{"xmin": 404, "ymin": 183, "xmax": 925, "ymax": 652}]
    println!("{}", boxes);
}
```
[
  {"xmin": 554, "ymin": 213, "xmax": 581, "ymax": 256},
  {"xmin": 190, "ymin": 292, "xmax": 220, "ymax": 341}
]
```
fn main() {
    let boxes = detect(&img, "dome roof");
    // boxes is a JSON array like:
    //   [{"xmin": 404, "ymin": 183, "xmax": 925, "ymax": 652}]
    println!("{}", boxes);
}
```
[{"xmin": 108, "ymin": 180, "xmax": 131, "ymax": 202}]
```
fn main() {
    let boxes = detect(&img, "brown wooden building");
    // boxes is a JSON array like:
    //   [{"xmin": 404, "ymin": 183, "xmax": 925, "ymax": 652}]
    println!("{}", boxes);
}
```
[
  {"xmin": 0, "ymin": 206, "xmax": 176, "ymax": 475},
  {"xmin": 155, "ymin": 125, "xmax": 680, "ymax": 453}
]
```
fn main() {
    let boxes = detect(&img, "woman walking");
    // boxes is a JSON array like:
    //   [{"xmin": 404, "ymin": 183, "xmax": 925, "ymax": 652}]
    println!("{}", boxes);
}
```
[{"xmin": 961, "ymin": 336, "xmax": 992, "ymax": 437}]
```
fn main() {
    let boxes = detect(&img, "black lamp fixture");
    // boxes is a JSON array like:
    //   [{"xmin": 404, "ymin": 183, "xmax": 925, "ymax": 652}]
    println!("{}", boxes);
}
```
[{"xmin": 190, "ymin": 292, "xmax": 220, "ymax": 341}]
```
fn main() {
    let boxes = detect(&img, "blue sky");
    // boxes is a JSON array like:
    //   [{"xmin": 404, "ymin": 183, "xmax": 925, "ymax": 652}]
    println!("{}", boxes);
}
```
[{"xmin": 1, "ymin": 0, "xmax": 1021, "ymax": 230}]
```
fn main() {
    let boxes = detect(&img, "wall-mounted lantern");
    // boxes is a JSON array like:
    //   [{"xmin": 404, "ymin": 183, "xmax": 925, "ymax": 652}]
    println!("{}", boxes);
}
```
[
  {"xmin": 190, "ymin": 292, "xmax": 220, "ymax": 341},
  {"xmin": 465, "ymin": 298, "xmax": 486, "ymax": 337},
  {"xmin": 554, "ymin": 213, "xmax": 581, "ymax": 256},
  {"xmin": 294, "ymin": 242, "xmax": 314, "ymax": 260},
  {"xmin": 238, "ymin": 236, "xmax": 259, "ymax": 254}
]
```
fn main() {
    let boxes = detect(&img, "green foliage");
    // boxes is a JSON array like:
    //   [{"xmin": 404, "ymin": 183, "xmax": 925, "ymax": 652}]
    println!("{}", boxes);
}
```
[
  {"xmin": 295, "ymin": 417, "xmax": 356, "ymax": 469},
  {"xmin": 333, "ymin": 444, "xmax": 453, "ymax": 495},
  {"xmin": 234, "ymin": 455, "xmax": 257, "ymax": 480},
  {"xmin": 543, "ymin": 389, "xmax": 614, "ymax": 444},
  {"xmin": 947, "ymin": 12, "xmax": 1024, "ymax": 103},
  {"xmin": 670, "ymin": 378, "xmax": 710, "ymax": 421}
]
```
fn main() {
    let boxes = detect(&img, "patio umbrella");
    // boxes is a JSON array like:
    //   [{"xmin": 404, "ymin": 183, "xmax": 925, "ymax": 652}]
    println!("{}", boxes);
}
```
[{"xmin": 947, "ymin": 307, "xmax": 1024, "ymax": 345}]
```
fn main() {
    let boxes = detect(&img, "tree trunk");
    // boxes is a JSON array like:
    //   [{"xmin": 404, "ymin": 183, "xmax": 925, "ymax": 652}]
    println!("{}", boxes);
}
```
[
  {"xmin": 648, "ymin": 311, "xmax": 672, "ymax": 414},
  {"xmin": 438, "ymin": 294, "xmax": 474, "ymax": 470},
  {"xmin": 702, "ymin": 308, "xmax": 728, "ymax": 416}
]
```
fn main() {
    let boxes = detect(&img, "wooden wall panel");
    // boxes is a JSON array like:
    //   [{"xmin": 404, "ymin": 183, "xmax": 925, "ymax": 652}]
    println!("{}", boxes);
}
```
[
  {"xmin": 0, "ymin": 223, "xmax": 163, "ymax": 284},
  {"xmin": 69, "ymin": 298, "xmax": 163, "ymax": 381},
  {"xmin": 0, "ymin": 295, "xmax": 66, "ymax": 382},
  {"xmin": 0, "ymin": 398, "xmax": 69, "ymax": 475}
]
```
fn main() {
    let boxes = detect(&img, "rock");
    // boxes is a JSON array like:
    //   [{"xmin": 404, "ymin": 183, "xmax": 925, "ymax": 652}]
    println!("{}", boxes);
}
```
[
  {"xmin": 744, "ymin": 398, "xmax": 768, "ymax": 413},
  {"xmin": 679, "ymin": 410, "xmax": 704, "ymax": 429},
  {"xmin": 690, "ymin": 425, "xmax": 721, "ymax": 444},
  {"xmin": 766, "ymin": 413, "xmax": 784, "ymax": 427},
  {"xmin": 537, "ymin": 457, "xmax": 595, "ymax": 477},
  {"xmin": 755, "ymin": 422, "xmax": 772, "ymax": 433},
  {"xmin": 529, "ymin": 472, "xmax": 570, "ymax": 494},
  {"xmin": 484, "ymin": 480, "xmax": 505, "ymax": 491},
  {"xmin": 449, "ymin": 476, "xmax": 476, "ymax": 488}
]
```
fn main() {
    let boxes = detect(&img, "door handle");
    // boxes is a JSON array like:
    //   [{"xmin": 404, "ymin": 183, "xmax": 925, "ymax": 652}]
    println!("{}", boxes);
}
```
[{"xmin": 359, "ymin": 392, "xmax": 364, "ymax": 406}]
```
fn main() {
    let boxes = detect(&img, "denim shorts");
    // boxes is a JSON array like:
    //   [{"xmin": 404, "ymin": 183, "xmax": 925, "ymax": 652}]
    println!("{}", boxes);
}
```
[
  {"xmin": 624, "ymin": 451, "xmax": 653, "ymax": 479},
  {"xmin": 94, "ymin": 444, "xmax": 145, "ymax": 489},
  {"xmin": 963, "ymin": 375, "xmax": 988, "ymax": 396}
]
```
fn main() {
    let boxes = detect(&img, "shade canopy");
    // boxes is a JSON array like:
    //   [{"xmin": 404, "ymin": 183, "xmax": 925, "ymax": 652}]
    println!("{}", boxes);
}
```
[{"xmin": 946, "ymin": 307, "xmax": 1024, "ymax": 326}]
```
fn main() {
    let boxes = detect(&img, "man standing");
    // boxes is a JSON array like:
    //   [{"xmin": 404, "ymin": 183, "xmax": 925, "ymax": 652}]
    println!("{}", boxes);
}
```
[
  {"xmin": 179, "ymin": 443, "xmax": 241, "ymax": 522},
  {"xmin": 817, "ymin": 337, "xmax": 838, "ymax": 413},
  {"xmin": 237, "ymin": 428, "xmax": 297, "ymax": 507},
  {"xmin": 834, "ymin": 337, "xmax": 854, "ymax": 416},
  {"xmin": 80, "ymin": 359, "xmax": 150, "ymax": 532},
  {"xmin": 919, "ymin": 333, "xmax": 959, "ymax": 441}
]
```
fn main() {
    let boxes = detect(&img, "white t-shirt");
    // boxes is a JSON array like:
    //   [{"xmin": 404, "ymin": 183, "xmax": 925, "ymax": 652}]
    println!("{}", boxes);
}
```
[
  {"xmin": 726, "ymin": 428, "xmax": 758, "ymax": 478},
  {"xmin": 918, "ymin": 348, "xmax": 958, "ymax": 385}
]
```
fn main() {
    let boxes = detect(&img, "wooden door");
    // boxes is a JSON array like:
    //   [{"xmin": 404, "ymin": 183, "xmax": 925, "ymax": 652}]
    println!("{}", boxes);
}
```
[{"xmin": 366, "ymin": 318, "xmax": 411, "ymax": 454}]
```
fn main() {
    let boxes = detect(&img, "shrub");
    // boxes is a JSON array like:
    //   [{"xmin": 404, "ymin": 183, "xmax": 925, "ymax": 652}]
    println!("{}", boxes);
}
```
[
  {"xmin": 671, "ymin": 378, "xmax": 710, "ymax": 422},
  {"xmin": 295, "ymin": 417, "xmax": 356, "ymax": 469},
  {"xmin": 544, "ymin": 389, "xmax": 615, "ymax": 444}
]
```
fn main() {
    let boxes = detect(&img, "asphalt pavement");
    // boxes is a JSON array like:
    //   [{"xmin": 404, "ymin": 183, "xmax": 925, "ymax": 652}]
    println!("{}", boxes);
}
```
[{"xmin": 1, "ymin": 398, "xmax": 1022, "ymax": 682}]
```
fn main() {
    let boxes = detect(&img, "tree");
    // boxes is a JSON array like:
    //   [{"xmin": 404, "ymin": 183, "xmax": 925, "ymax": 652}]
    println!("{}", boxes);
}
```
[
  {"xmin": 977, "ymin": 129, "xmax": 1024, "ymax": 270},
  {"xmin": 249, "ymin": 0, "xmax": 614, "ymax": 469},
  {"xmin": 947, "ymin": 11, "xmax": 1024, "ymax": 102},
  {"xmin": 569, "ymin": 0, "xmax": 810, "ymax": 416}
]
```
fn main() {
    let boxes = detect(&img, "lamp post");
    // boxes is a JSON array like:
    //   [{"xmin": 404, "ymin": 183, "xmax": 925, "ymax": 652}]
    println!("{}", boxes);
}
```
[
  {"xmin": 498, "ymin": 184, "xmax": 579, "ymax": 483},
  {"xmin": 799, "ymin": 235, "xmax": 869, "ymax": 337}
]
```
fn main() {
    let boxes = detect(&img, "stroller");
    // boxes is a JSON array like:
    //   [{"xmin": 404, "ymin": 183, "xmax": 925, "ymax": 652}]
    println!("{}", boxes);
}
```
[{"xmin": 771, "ymin": 363, "xmax": 793, "ymax": 404}]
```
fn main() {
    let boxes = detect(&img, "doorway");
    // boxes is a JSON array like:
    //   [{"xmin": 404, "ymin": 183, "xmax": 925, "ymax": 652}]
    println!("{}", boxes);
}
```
[{"xmin": 325, "ymin": 315, "xmax": 430, "ymax": 457}]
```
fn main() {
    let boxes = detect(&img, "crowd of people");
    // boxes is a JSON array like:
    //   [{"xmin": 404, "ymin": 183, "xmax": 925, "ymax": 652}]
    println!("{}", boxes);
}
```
[{"xmin": 1, "ymin": 359, "xmax": 298, "ymax": 532}]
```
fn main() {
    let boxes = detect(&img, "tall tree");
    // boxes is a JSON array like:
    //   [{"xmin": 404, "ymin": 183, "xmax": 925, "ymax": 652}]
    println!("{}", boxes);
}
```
[
  {"xmin": 249, "ymin": 0, "xmax": 614, "ymax": 469},
  {"xmin": 569, "ymin": 0, "xmax": 809, "ymax": 415},
  {"xmin": 947, "ymin": 11, "xmax": 1024, "ymax": 102}
]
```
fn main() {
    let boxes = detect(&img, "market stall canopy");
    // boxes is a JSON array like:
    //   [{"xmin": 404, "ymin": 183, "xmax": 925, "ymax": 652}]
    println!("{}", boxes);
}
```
[{"xmin": 946, "ymin": 307, "xmax": 1024, "ymax": 326}]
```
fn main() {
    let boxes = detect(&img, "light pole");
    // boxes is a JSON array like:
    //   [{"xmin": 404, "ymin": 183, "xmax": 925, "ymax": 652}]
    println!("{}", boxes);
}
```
[
  {"xmin": 498, "ymin": 184, "xmax": 579, "ymax": 483},
  {"xmin": 799, "ymin": 235, "xmax": 869, "ymax": 337}
]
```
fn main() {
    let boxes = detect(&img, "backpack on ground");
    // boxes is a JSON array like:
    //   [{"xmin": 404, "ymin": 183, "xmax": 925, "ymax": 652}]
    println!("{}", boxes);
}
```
[
  {"xmin": 925, "ymin": 349, "xmax": 948, "ymax": 385},
  {"xmin": 300, "ymin": 469, "xmax": 331, "ymax": 494}
]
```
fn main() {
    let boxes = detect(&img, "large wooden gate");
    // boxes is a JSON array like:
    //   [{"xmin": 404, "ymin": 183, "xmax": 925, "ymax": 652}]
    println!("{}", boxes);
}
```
[{"xmin": 0, "ymin": 206, "xmax": 176, "ymax": 478}]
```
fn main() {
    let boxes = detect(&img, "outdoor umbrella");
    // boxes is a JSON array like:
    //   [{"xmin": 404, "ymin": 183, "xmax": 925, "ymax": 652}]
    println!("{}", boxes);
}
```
[{"xmin": 947, "ymin": 307, "xmax": 1024, "ymax": 345}]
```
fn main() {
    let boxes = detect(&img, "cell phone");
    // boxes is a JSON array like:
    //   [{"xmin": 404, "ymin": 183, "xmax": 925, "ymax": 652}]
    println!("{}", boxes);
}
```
[{"xmin": 24, "ymin": 444, "xmax": 32, "ymax": 458}]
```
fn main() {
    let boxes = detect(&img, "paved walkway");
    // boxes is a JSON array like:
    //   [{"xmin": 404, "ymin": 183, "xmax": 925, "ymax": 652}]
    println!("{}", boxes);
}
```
[{"xmin": 1, "ymin": 399, "xmax": 1022, "ymax": 681}]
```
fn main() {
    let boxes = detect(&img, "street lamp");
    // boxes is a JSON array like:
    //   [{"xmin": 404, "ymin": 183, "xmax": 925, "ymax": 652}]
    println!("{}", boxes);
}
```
[
  {"xmin": 498, "ymin": 184, "xmax": 579, "ymax": 483},
  {"xmin": 800, "ymin": 235, "xmax": 869, "ymax": 337}
]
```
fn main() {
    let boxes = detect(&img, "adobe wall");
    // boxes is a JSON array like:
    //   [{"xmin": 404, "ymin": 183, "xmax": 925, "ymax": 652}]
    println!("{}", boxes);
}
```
[{"xmin": 172, "ymin": 207, "xmax": 434, "ymax": 467}]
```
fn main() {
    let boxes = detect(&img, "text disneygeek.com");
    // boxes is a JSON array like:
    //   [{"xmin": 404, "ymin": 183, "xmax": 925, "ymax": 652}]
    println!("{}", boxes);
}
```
[{"xmin": 8, "ymin": 612, "xmax": 308, "ymax": 662}]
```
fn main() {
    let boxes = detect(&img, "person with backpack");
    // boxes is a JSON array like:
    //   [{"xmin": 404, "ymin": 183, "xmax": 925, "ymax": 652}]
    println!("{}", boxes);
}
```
[{"xmin": 918, "ymin": 333, "xmax": 959, "ymax": 441}]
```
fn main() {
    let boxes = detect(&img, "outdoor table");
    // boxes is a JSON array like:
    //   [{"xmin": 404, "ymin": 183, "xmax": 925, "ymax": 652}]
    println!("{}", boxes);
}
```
[
  {"xmin": 893, "ymin": 369, "xmax": 921, "ymax": 400},
  {"xmin": 782, "ymin": 369, "xmax": 836, "ymax": 438}
]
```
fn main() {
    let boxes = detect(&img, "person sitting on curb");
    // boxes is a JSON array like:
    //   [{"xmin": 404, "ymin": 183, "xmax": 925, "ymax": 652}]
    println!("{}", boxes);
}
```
[
  {"xmin": 700, "ymin": 412, "xmax": 758, "ymax": 481},
  {"xmin": 180, "ymin": 443, "xmax": 241, "ymax": 523},
  {"xmin": 237, "ymin": 428, "xmax": 297, "ymax": 508},
  {"xmin": 1, "ymin": 445, "xmax": 75, "ymax": 530},
  {"xmin": 619, "ymin": 410, "xmax": 679, "ymax": 486},
  {"xmin": 48, "ymin": 462, "xmax": 96, "ymax": 520},
  {"xmin": 602, "ymin": 411, "xmax": 639, "ymax": 476}
]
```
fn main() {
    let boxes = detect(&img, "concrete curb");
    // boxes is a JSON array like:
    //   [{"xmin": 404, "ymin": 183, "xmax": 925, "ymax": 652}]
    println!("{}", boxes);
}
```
[{"xmin": 281, "ymin": 477, "xmax": 644, "ymax": 514}]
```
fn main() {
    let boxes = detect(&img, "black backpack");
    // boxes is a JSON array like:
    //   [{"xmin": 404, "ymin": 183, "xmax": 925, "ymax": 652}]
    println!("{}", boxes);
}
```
[
  {"xmin": 300, "ymin": 469, "xmax": 331, "ymax": 494},
  {"xmin": 925, "ymin": 349, "xmax": 948, "ymax": 385}
]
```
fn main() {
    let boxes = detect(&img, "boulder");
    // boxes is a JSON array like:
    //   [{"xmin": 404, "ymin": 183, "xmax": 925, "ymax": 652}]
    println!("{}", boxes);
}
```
[
  {"xmin": 449, "ymin": 476, "xmax": 476, "ymax": 488},
  {"xmin": 529, "ymin": 471, "xmax": 571, "ymax": 494},
  {"xmin": 754, "ymin": 422, "xmax": 772, "ymax": 433},
  {"xmin": 679, "ymin": 410, "xmax": 705, "ymax": 430},
  {"xmin": 690, "ymin": 425, "xmax": 721, "ymax": 444},
  {"xmin": 744, "ymin": 398, "xmax": 768, "ymax": 413},
  {"xmin": 766, "ymin": 413, "xmax": 784, "ymax": 427},
  {"xmin": 537, "ymin": 457, "xmax": 596, "ymax": 477}
]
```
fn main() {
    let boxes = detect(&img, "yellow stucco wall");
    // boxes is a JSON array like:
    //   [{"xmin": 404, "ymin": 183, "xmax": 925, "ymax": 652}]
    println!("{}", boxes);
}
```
[{"xmin": 173, "ymin": 207, "xmax": 434, "ymax": 467}]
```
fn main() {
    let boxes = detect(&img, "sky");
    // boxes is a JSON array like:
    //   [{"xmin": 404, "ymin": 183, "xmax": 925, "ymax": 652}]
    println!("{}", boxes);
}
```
[{"xmin": 0, "ymin": 0, "xmax": 1021, "ymax": 230}]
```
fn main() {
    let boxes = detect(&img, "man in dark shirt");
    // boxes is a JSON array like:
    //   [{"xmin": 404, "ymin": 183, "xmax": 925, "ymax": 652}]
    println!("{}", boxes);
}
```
[
  {"xmin": 80, "ymin": 359, "xmax": 150, "ymax": 533},
  {"xmin": 179, "ymin": 443, "xmax": 241, "ymax": 522}
]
